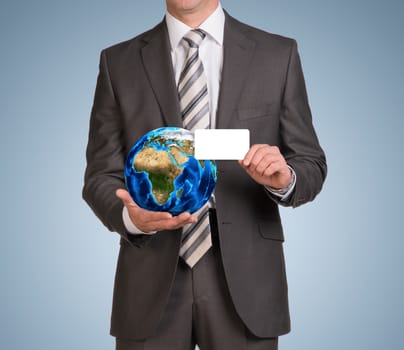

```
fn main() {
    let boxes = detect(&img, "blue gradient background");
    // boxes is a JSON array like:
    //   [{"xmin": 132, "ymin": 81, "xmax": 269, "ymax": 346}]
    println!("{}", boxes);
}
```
[{"xmin": 0, "ymin": 1, "xmax": 403, "ymax": 349}]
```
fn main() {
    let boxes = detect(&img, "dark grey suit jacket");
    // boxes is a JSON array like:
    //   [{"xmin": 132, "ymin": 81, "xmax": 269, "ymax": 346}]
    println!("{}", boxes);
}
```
[{"xmin": 83, "ymin": 12, "xmax": 326, "ymax": 341}]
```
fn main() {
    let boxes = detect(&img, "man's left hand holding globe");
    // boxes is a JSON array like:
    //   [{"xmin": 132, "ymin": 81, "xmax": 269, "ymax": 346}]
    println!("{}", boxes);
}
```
[{"xmin": 116, "ymin": 143, "xmax": 293, "ymax": 233}]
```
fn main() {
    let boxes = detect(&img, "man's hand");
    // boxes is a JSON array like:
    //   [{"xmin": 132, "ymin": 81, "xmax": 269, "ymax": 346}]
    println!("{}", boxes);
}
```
[
  {"xmin": 239, "ymin": 144, "xmax": 292, "ymax": 189},
  {"xmin": 116, "ymin": 189, "xmax": 197, "ymax": 233}
]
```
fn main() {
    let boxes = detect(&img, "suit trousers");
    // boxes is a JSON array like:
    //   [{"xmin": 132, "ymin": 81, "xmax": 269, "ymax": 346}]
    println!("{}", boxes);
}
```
[{"xmin": 115, "ymin": 210, "xmax": 278, "ymax": 350}]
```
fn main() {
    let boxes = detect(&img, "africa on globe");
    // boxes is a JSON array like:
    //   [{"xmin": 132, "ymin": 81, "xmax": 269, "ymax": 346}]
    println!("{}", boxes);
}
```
[{"xmin": 124, "ymin": 127, "xmax": 217, "ymax": 215}]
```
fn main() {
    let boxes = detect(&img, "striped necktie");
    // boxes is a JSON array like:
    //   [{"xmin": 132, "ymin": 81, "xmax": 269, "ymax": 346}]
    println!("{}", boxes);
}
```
[{"xmin": 178, "ymin": 29, "xmax": 212, "ymax": 268}]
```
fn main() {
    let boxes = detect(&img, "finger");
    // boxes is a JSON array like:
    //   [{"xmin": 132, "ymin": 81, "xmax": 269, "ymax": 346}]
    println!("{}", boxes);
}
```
[
  {"xmin": 116, "ymin": 189, "xmax": 137, "ymax": 207},
  {"xmin": 151, "ymin": 214, "xmax": 197, "ymax": 231},
  {"xmin": 263, "ymin": 160, "xmax": 285, "ymax": 178},
  {"xmin": 250, "ymin": 145, "xmax": 284, "ymax": 170},
  {"xmin": 167, "ymin": 212, "xmax": 198, "ymax": 229},
  {"xmin": 246, "ymin": 145, "xmax": 273, "ymax": 171},
  {"xmin": 136, "ymin": 208, "xmax": 173, "ymax": 222},
  {"xmin": 135, "ymin": 209, "xmax": 197, "ymax": 228},
  {"xmin": 242, "ymin": 145, "xmax": 283, "ymax": 168},
  {"xmin": 254, "ymin": 153, "xmax": 281, "ymax": 175},
  {"xmin": 242, "ymin": 144, "xmax": 267, "ymax": 167},
  {"xmin": 175, "ymin": 212, "xmax": 197, "ymax": 223},
  {"xmin": 160, "ymin": 212, "xmax": 192, "ymax": 227}
]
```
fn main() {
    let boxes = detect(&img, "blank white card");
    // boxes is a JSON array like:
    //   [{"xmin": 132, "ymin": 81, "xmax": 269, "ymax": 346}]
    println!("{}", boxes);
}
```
[{"xmin": 194, "ymin": 129, "xmax": 250, "ymax": 160}]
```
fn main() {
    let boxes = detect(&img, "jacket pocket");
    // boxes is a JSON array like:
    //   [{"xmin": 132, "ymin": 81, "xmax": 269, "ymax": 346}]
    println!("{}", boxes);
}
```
[
  {"xmin": 237, "ymin": 104, "xmax": 276, "ymax": 121},
  {"xmin": 258, "ymin": 220, "xmax": 284, "ymax": 242},
  {"xmin": 120, "ymin": 234, "xmax": 152, "ymax": 248}
]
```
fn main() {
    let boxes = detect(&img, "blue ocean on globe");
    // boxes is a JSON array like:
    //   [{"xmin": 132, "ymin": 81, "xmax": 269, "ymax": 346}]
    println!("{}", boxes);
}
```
[{"xmin": 124, "ymin": 127, "xmax": 217, "ymax": 215}]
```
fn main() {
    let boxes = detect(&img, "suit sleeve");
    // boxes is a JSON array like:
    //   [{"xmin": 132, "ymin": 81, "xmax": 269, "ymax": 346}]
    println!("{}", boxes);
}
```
[
  {"xmin": 82, "ymin": 50, "xmax": 150, "ymax": 247},
  {"xmin": 270, "ymin": 40, "xmax": 327, "ymax": 207}
]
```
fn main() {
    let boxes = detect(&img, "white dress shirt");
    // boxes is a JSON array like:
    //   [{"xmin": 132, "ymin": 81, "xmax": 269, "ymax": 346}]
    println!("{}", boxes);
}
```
[
  {"xmin": 123, "ymin": 3, "xmax": 295, "ymax": 234},
  {"xmin": 166, "ymin": 4, "xmax": 224, "ymax": 129}
]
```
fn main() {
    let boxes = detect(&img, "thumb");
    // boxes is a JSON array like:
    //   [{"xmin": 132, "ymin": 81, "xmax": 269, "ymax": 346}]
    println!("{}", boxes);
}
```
[{"xmin": 116, "ymin": 188, "xmax": 137, "ymax": 208}]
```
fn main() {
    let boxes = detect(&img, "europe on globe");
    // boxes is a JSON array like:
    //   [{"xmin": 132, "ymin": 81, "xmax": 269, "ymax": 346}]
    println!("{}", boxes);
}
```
[{"xmin": 124, "ymin": 127, "xmax": 217, "ymax": 215}]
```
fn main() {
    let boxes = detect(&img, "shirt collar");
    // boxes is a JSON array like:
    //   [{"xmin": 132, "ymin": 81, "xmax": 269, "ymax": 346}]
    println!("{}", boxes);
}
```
[{"xmin": 165, "ymin": 3, "xmax": 225, "ymax": 51}]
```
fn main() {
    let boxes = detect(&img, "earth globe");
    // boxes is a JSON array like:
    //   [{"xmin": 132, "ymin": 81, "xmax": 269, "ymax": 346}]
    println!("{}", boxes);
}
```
[{"xmin": 124, "ymin": 127, "xmax": 217, "ymax": 215}]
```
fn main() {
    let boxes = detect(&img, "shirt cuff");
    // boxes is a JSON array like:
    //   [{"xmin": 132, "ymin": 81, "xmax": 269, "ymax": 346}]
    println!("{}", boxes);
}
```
[
  {"xmin": 122, "ymin": 206, "xmax": 156, "ymax": 235},
  {"xmin": 264, "ymin": 166, "xmax": 296, "ymax": 201}
]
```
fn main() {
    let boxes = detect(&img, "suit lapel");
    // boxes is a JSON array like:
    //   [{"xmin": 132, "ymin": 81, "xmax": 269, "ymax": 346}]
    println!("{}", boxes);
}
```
[
  {"xmin": 216, "ymin": 14, "xmax": 256, "ymax": 129},
  {"xmin": 140, "ymin": 15, "xmax": 255, "ymax": 129},
  {"xmin": 141, "ymin": 21, "xmax": 182, "ymax": 127}
]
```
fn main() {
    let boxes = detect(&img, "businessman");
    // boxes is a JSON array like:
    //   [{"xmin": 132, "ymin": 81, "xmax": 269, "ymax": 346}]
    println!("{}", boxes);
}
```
[{"xmin": 83, "ymin": 1, "xmax": 327, "ymax": 349}]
